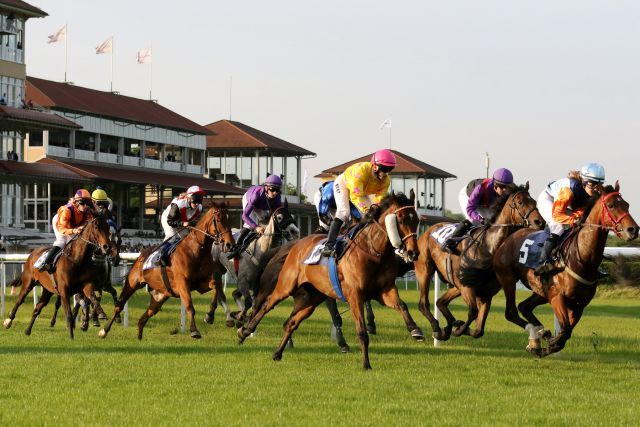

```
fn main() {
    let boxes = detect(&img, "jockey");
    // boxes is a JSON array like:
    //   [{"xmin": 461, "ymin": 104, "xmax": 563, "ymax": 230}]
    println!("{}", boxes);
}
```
[
  {"xmin": 160, "ymin": 185, "xmax": 205, "ymax": 241},
  {"xmin": 442, "ymin": 168, "xmax": 514, "ymax": 252},
  {"xmin": 92, "ymin": 187, "xmax": 117, "ymax": 231},
  {"xmin": 534, "ymin": 162, "xmax": 605, "ymax": 275},
  {"xmin": 40, "ymin": 189, "xmax": 94, "ymax": 271},
  {"xmin": 321, "ymin": 148, "xmax": 396, "ymax": 256},
  {"xmin": 227, "ymin": 174, "xmax": 283, "ymax": 259},
  {"xmin": 313, "ymin": 180, "xmax": 361, "ymax": 233}
]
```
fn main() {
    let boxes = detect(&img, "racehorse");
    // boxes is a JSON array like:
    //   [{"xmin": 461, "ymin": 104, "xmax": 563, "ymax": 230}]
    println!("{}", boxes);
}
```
[
  {"xmin": 50, "ymin": 210, "xmax": 122, "ymax": 329},
  {"xmin": 98, "ymin": 203, "xmax": 234, "ymax": 339},
  {"xmin": 238, "ymin": 193, "xmax": 422, "ymax": 370},
  {"xmin": 204, "ymin": 202, "xmax": 299, "ymax": 327},
  {"xmin": 415, "ymin": 183, "xmax": 545, "ymax": 341},
  {"xmin": 3, "ymin": 213, "xmax": 116, "ymax": 339},
  {"xmin": 493, "ymin": 182, "xmax": 638, "ymax": 357}
]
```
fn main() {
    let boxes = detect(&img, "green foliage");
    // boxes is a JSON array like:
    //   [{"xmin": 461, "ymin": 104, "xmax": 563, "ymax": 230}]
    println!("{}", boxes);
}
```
[
  {"xmin": 0, "ymin": 288, "xmax": 639, "ymax": 425},
  {"xmin": 444, "ymin": 209, "xmax": 465, "ymax": 221}
]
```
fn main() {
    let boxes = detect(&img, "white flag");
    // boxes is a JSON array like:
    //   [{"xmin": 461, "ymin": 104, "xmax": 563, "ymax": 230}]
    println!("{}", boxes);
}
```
[
  {"xmin": 48, "ymin": 24, "xmax": 67, "ymax": 43},
  {"xmin": 136, "ymin": 48, "xmax": 152, "ymax": 64},
  {"xmin": 379, "ymin": 117, "xmax": 392, "ymax": 129},
  {"xmin": 96, "ymin": 36, "xmax": 113, "ymax": 54}
]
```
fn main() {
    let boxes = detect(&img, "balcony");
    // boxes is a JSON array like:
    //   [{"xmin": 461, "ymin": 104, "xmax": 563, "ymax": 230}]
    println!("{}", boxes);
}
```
[
  {"xmin": 74, "ymin": 149, "xmax": 95, "ymax": 161},
  {"xmin": 123, "ymin": 155, "xmax": 140, "ymax": 167},
  {"xmin": 144, "ymin": 158, "xmax": 161, "ymax": 169},
  {"xmin": 163, "ymin": 161, "xmax": 182, "ymax": 172},
  {"xmin": 98, "ymin": 152, "xmax": 118, "ymax": 164},
  {"xmin": 186, "ymin": 164, "xmax": 202, "ymax": 175},
  {"xmin": 47, "ymin": 145, "xmax": 70, "ymax": 158}
]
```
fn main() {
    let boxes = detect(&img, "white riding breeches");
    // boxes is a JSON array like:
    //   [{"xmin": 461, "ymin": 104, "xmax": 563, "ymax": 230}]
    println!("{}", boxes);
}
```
[{"xmin": 537, "ymin": 190, "xmax": 566, "ymax": 236}]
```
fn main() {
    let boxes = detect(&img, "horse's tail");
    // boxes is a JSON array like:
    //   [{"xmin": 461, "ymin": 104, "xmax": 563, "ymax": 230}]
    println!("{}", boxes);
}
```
[
  {"xmin": 9, "ymin": 276, "xmax": 21, "ymax": 289},
  {"xmin": 253, "ymin": 241, "xmax": 296, "ymax": 309}
]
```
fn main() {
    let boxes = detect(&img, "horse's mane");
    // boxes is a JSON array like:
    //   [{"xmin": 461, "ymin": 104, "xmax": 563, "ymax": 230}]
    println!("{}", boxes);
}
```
[
  {"xmin": 363, "ymin": 192, "xmax": 413, "ymax": 222},
  {"xmin": 486, "ymin": 183, "xmax": 528, "ymax": 224}
]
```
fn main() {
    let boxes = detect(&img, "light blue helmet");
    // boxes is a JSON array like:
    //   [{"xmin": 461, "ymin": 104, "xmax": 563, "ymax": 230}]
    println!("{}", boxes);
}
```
[{"xmin": 580, "ymin": 163, "xmax": 605, "ymax": 184}]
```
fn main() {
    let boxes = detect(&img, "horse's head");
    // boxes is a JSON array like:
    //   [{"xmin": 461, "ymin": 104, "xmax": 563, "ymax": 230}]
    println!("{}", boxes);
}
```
[
  {"xmin": 272, "ymin": 200, "xmax": 299, "ymax": 242},
  {"xmin": 206, "ymin": 203, "xmax": 235, "ymax": 252},
  {"xmin": 490, "ymin": 182, "xmax": 545, "ymax": 230},
  {"xmin": 586, "ymin": 181, "xmax": 639, "ymax": 241},
  {"xmin": 366, "ymin": 192, "xmax": 420, "ymax": 262},
  {"xmin": 79, "ymin": 212, "xmax": 115, "ymax": 259}
]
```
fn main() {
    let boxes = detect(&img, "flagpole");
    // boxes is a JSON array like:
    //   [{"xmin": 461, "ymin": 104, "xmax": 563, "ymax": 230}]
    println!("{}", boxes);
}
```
[
  {"xmin": 110, "ymin": 37, "xmax": 114, "ymax": 92},
  {"xmin": 389, "ymin": 126, "xmax": 392, "ymax": 149},
  {"xmin": 149, "ymin": 45, "xmax": 153, "ymax": 100},
  {"xmin": 229, "ymin": 75, "xmax": 233, "ymax": 120},
  {"xmin": 64, "ymin": 23, "xmax": 68, "ymax": 82}
]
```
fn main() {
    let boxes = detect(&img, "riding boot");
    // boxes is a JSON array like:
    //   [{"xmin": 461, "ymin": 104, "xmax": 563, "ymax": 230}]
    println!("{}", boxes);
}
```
[
  {"xmin": 40, "ymin": 246, "xmax": 62, "ymax": 272},
  {"xmin": 440, "ymin": 220, "xmax": 471, "ymax": 253},
  {"xmin": 321, "ymin": 218, "xmax": 344, "ymax": 257},
  {"xmin": 227, "ymin": 227, "xmax": 251, "ymax": 260},
  {"xmin": 534, "ymin": 234, "xmax": 559, "ymax": 276}
]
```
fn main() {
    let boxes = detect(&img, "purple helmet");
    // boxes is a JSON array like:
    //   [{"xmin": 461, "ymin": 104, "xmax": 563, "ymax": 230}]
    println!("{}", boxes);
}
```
[
  {"xmin": 492, "ymin": 168, "xmax": 514, "ymax": 186},
  {"xmin": 264, "ymin": 175, "xmax": 282, "ymax": 188}
]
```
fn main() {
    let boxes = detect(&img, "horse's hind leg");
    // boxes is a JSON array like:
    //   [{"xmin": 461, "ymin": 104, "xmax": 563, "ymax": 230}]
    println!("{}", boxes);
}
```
[
  {"xmin": 469, "ymin": 296, "xmax": 491, "ymax": 338},
  {"xmin": 273, "ymin": 286, "xmax": 326, "ymax": 361},
  {"xmin": 204, "ymin": 275, "xmax": 225, "ymax": 325},
  {"xmin": 326, "ymin": 298, "xmax": 350, "ymax": 353},
  {"xmin": 58, "ymin": 287, "xmax": 75, "ymax": 339},
  {"xmin": 452, "ymin": 286, "xmax": 479, "ymax": 337},
  {"xmin": 175, "ymin": 283, "xmax": 201, "ymax": 339},
  {"xmin": 364, "ymin": 300, "xmax": 376, "ymax": 335},
  {"xmin": 81, "ymin": 287, "xmax": 106, "ymax": 328},
  {"xmin": 103, "ymin": 283, "xmax": 120, "ymax": 322},
  {"xmin": 25, "ymin": 288, "xmax": 53, "ymax": 336},
  {"xmin": 348, "ymin": 294, "xmax": 371, "ymax": 370},
  {"xmin": 99, "ymin": 274, "xmax": 143, "ymax": 338},
  {"xmin": 137, "ymin": 291, "xmax": 169, "ymax": 340},
  {"xmin": 4, "ymin": 272, "xmax": 36, "ymax": 329},
  {"xmin": 415, "ymin": 258, "xmax": 444, "ymax": 340},
  {"xmin": 377, "ymin": 286, "xmax": 424, "ymax": 342}
]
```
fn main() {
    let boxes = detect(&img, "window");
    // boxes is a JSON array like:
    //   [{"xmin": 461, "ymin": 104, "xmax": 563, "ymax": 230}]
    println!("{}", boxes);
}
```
[
  {"xmin": 75, "ymin": 131, "xmax": 95, "ymax": 151},
  {"xmin": 29, "ymin": 131, "xmax": 43, "ymax": 146},
  {"xmin": 100, "ymin": 134, "xmax": 119, "ymax": 154},
  {"xmin": 124, "ymin": 138, "xmax": 141, "ymax": 156},
  {"xmin": 145, "ymin": 142, "xmax": 160, "ymax": 160},
  {"xmin": 49, "ymin": 129, "xmax": 70, "ymax": 147}
]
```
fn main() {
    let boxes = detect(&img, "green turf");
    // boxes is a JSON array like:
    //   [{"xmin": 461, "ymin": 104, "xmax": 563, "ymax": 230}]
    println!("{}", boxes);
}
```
[{"xmin": 0, "ymin": 284, "xmax": 638, "ymax": 426}]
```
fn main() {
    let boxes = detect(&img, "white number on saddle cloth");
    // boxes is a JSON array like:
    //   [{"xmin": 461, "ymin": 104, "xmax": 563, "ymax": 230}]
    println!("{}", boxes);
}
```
[
  {"xmin": 430, "ymin": 224, "xmax": 456, "ymax": 244},
  {"xmin": 518, "ymin": 239, "xmax": 535, "ymax": 264}
]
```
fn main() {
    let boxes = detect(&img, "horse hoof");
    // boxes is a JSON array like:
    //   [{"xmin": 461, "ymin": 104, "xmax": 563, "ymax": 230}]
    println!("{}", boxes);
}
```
[
  {"xmin": 24, "ymin": 329, "xmax": 31, "ymax": 336},
  {"xmin": 225, "ymin": 319, "xmax": 235, "ymax": 328},
  {"xmin": 541, "ymin": 330, "xmax": 553, "ymax": 340},
  {"xmin": 410, "ymin": 328, "xmax": 425, "ymax": 342},
  {"xmin": 366, "ymin": 324, "xmax": 377, "ymax": 335},
  {"xmin": 4, "ymin": 318, "xmax": 13, "ymax": 329},
  {"xmin": 190, "ymin": 331, "xmax": 202, "ymax": 339},
  {"xmin": 471, "ymin": 330, "xmax": 484, "ymax": 339},
  {"xmin": 114, "ymin": 315, "xmax": 122, "ymax": 324},
  {"xmin": 98, "ymin": 313, "xmax": 107, "ymax": 321},
  {"xmin": 452, "ymin": 320, "xmax": 465, "ymax": 328},
  {"xmin": 286, "ymin": 339, "xmax": 294, "ymax": 349},
  {"xmin": 203, "ymin": 314, "xmax": 213, "ymax": 325},
  {"xmin": 340, "ymin": 345, "xmax": 351, "ymax": 353},
  {"xmin": 273, "ymin": 353, "xmax": 282, "ymax": 361},
  {"xmin": 234, "ymin": 319, "xmax": 244, "ymax": 328},
  {"xmin": 237, "ymin": 327, "xmax": 247, "ymax": 343},
  {"xmin": 80, "ymin": 324, "xmax": 89, "ymax": 332},
  {"xmin": 93, "ymin": 320, "xmax": 101, "ymax": 328},
  {"xmin": 452, "ymin": 327, "xmax": 465, "ymax": 337},
  {"xmin": 98, "ymin": 329, "xmax": 107, "ymax": 338}
]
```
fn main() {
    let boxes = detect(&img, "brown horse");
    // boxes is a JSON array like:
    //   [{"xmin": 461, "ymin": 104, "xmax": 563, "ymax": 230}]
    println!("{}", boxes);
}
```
[
  {"xmin": 238, "ymin": 193, "xmax": 422, "ymax": 370},
  {"xmin": 3, "ymin": 213, "xmax": 116, "ymax": 339},
  {"xmin": 98, "ymin": 203, "xmax": 234, "ymax": 340},
  {"xmin": 415, "ymin": 183, "xmax": 545, "ymax": 341},
  {"xmin": 493, "ymin": 182, "xmax": 638, "ymax": 357}
]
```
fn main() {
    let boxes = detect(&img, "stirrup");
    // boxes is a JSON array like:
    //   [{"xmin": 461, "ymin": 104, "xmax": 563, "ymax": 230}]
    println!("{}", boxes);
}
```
[
  {"xmin": 321, "ymin": 244, "xmax": 335, "ymax": 257},
  {"xmin": 534, "ymin": 262, "xmax": 553, "ymax": 276}
]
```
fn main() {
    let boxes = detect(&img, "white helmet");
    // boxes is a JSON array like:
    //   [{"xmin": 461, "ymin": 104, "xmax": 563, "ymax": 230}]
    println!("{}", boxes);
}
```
[{"xmin": 580, "ymin": 163, "xmax": 605, "ymax": 184}]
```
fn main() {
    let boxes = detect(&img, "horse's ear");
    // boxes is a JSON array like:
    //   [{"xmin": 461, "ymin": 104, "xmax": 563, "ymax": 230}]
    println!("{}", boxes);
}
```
[
  {"xmin": 614, "ymin": 180, "xmax": 620, "ymax": 192},
  {"xmin": 409, "ymin": 190, "xmax": 415, "ymax": 203},
  {"xmin": 284, "ymin": 198, "xmax": 289, "ymax": 208},
  {"xmin": 525, "ymin": 181, "xmax": 529, "ymax": 191}
]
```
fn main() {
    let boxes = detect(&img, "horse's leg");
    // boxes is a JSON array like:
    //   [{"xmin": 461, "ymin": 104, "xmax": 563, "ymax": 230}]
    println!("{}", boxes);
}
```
[
  {"xmin": 82, "ymin": 287, "xmax": 106, "ymax": 327},
  {"xmin": 99, "ymin": 275, "xmax": 143, "ymax": 338},
  {"xmin": 365, "ymin": 300, "xmax": 376, "ymax": 335},
  {"xmin": 499, "ymin": 271, "xmax": 528, "ymax": 329},
  {"xmin": 79, "ymin": 296, "xmax": 91, "ymax": 331},
  {"xmin": 50, "ymin": 295, "xmax": 61, "ymax": 327},
  {"xmin": 4, "ymin": 271, "xmax": 36, "ymax": 329},
  {"xmin": 137, "ymin": 291, "xmax": 170, "ymax": 340},
  {"xmin": 24, "ymin": 288, "xmax": 53, "ymax": 336},
  {"xmin": 452, "ymin": 286, "xmax": 478, "ymax": 337},
  {"xmin": 376, "ymin": 286, "xmax": 424, "ymax": 342},
  {"xmin": 516, "ymin": 292, "xmax": 549, "ymax": 355},
  {"xmin": 326, "ymin": 298, "xmax": 350, "ymax": 353},
  {"xmin": 348, "ymin": 294, "xmax": 371, "ymax": 370},
  {"xmin": 104, "ymin": 283, "xmax": 120, "ymax": 322},
  {"xmin": 231, "ymin": 287, "xmax": 245, "ymax": 318},
  {"xmin": 435, "ymin": 287, "xmax": 462, "ymax": 341},
  {"xmin": 273, "ymin": 287, "xmax": 325, "ymax": 361},
  {"xmin": 415, "ymin": 258, "xmax": 444, "ymax": 340},
  {"xmin": 71, "ymin": 293, "xmax": 82, "ymax": 321},
  {"xmin": 175, "ymin": 283, "xmax": 201, "ymax": 339},
  {"xmin": 204, "ymin": 274, "xmax": 224, "ymax": 325},
  {"xmin": 58, "ymin": 286, "xmax": 74, "ymax": 339},
  {"xmin": 468, "ymin": 296, "xmax": 491, "ymax": 339},
  {"xmin": 541, "ymin": 294, "xmax": 577, "ymax": 357}
]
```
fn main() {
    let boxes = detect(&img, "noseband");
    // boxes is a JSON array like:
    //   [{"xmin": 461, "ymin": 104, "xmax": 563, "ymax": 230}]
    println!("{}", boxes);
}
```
[
  {"xmin": 600, "ymin": 192, "xmax": 631, "ymax": 237},
  {"xmin": 188, "ymin": 208, "xmax": 232, "ymax": 245},
  {"xmin": 509, "ymin": 191, "xmax": 539, "ymax": 228},
  {"xmin": 393, "ymin": 205, "xmax": 418, "ymax": 244}
]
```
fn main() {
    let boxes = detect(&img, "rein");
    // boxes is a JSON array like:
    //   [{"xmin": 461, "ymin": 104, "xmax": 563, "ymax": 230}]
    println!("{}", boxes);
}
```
[{"xmin": 186, "ymin": 208, "xmax": 232, "ymax": 245}]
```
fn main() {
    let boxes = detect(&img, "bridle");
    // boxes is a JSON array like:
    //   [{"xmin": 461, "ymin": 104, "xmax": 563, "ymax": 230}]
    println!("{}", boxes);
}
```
[
  {"xmin": 270, "ymin": 207, "xmax": 297, "ymax": 240},
  {"xmin": 580, "ymin": 192, "xmax": 631, "ymax": 238},
  {"xmin": 187, "ymin": 208, "xmax": 232, "ymax": 245},
  {"xmin": 508, "ymin": 190, "xmax": 539, "ymax": 228},
  {"xmin": 392, "ymin": 205, "xmax": 418, "ymax": 245}
]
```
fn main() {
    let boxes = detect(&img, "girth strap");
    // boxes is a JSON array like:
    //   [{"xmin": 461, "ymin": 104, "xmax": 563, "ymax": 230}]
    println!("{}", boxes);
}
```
[
  {"xmin": 564, "ymin": 265, "xmax": 597, "ymax": 286},
  {"xmin": 160, "ymin": 265, "xmax": 177, "ymax": 296}
]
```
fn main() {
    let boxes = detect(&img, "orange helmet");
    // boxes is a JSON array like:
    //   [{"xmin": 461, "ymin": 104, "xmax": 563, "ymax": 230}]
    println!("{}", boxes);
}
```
[{"xmin": 73, "ymin": 189, "xmax": 91, "ymax": 201}]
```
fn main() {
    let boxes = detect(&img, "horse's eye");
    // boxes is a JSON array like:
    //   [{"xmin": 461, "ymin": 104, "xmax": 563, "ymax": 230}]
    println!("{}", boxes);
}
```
[{"xmin": 277, "ymin": 214, "xmax": 283, "ymax": 221}]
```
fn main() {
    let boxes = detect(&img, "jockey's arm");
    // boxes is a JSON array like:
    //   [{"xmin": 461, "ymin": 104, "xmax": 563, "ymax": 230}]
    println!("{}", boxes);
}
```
[
  {"xmin": 551, "ymin": 187, "xmax": 578, "ymax": 225},
  {"xmin": 166, "ymin": 203, "xmax": 182, "ymax": 227},
  {"xmin": 241, "ymin": 203, "xmax": 259, "ymax": 230},
  {"xmin": 465, "ymin": 184, "xmax": 484, "ymax": 223},
  {"xmin": 56, "ymin": 208, "xmax": 79, "ymax": 235}
]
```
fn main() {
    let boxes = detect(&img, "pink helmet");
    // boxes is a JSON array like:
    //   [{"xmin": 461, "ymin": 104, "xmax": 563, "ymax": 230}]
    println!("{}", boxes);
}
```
[{"xmin": 371, "ymin": 149, "xmax": 397, "ymax": 168}]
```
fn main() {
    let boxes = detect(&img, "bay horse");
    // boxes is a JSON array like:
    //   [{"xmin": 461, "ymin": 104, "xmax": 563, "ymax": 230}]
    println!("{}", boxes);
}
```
[
  {"xmin": 493, "ymin": 182, "xmax": 638, "ymax": 357},
  {"xmin": 98, "ymin": 203, "xmax": 234, "ymax": 340},
  {"xmin": 3, "ymin": 213, "xmax": 116, "ymax": 339},
  {"xmin": 205, "ymin": 201, "xmax": 299, "ymax": 327},
  {"xmin": 238, "ymin": 193, "xmax": 422, "ymax": 370},
  {"xmin": 415, "ymin": 183, "xmax": 545, "ymax": 341}
]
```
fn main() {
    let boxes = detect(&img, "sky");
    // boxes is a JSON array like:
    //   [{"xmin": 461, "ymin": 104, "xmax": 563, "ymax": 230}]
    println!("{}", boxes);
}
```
[{"xmin": 25, "ymin": 0, "xmax": 640, "ymax": 215}]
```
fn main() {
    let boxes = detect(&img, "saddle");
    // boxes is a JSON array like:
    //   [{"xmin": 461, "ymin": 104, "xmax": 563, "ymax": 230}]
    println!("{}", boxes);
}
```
[{"xmin": 34, "ymin": 247, "xmax": 64, "ymax": 272}]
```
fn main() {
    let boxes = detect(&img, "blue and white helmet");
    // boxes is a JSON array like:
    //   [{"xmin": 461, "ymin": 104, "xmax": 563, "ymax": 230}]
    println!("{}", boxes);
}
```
[{"xmin": 580, "ymin": 163, "xmax": 605, "ymax": 184}]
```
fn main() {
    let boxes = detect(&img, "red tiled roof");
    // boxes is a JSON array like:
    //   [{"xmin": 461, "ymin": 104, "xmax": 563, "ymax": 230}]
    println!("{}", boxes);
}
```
[
  {"xmin": 205, "ymin": 120, "xmax": 315, "ymax": 156},
  {"xmin": 318, "ymin": 150, "xmax": 456, "ymax": 179},
  {"xmin": 0, "ymin": 159, "xmax": 89, "ymax": 181},
  {"xmin": 0, "ymin": 0, "xmax": 47, "ymax": 17},
  {"xmin": 0, "ymin": 104, "xmax": 81, "ymax": 131},
  {"xmin": 44, "ymin": 159, "xmax": 245, "ymax": 195},
  {"xmin": 26, "ymin": 77, "xmax": 212, "ymax": 135}
]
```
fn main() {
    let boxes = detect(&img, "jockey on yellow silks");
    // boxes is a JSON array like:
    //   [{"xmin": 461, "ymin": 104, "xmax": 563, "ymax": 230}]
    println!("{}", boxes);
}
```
[
  {"xmin": 321, "ymin": 149, "xmax": 398, "ymax": 257},
  {"xmin": 40, "ymin": 189, "xmax": 94, "ymax": 272}
]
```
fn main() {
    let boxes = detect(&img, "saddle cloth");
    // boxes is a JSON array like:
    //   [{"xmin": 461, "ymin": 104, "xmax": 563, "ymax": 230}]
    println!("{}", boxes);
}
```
[
  {"xmin": 517, "ymin": 229, "xmax": 570, "ymax": 269},
  {"xmin": 143, "ymin": 234, "xmax": 182, "ymax": 271},
  {"xmin": 33, "ymin": 248, "xmax": 64, "ymax": 270}
]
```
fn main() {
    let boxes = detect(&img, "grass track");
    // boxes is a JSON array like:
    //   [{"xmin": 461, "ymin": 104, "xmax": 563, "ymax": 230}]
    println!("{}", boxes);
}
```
[{"xmin": 0, "ymin": 285, "xmax": 639, "ymax": 426}]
